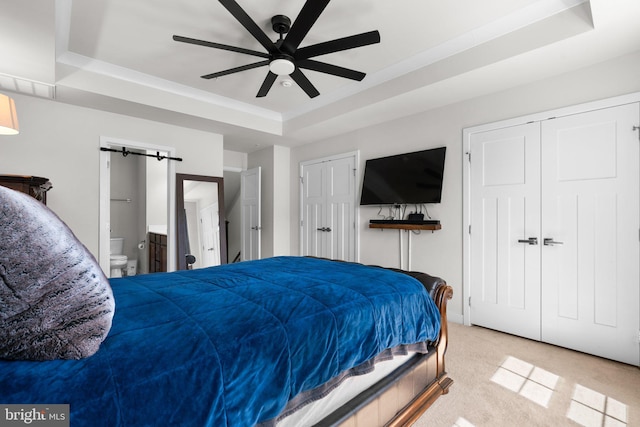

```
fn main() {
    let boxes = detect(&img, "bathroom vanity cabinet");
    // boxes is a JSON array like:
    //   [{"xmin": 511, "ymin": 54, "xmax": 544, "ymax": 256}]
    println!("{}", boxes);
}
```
[{"xmin": 148, "ymin": 232, "xmax": 167, "ymax": 273}]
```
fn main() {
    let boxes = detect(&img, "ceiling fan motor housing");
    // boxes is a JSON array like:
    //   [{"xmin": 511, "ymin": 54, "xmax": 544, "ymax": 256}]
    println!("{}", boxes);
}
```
[{"xmin": 271, "ymin": 15, "xmax": 291, "ymax": 36}]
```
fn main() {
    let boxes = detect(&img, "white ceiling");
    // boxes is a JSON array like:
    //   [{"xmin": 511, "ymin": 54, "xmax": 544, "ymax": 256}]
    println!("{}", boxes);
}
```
[{"xmin": 2, "ymin": 0, "xmax": 640, "ymax": 152}]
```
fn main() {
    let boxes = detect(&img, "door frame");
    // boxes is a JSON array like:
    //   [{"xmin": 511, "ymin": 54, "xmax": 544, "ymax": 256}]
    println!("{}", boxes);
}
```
[
  {"xmin": 299, "ymin": 151, "xmax": 360, "ymax": 262},
  {"xmin": 99, "ymin": 136, "xmax": 177, "ymax": 274},
  {"xmin": 463, "ymin": 91, "xmax": 640, "ymax": 327}
]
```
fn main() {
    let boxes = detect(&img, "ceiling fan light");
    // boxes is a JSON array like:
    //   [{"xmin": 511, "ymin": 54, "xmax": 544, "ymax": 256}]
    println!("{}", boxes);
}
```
[{"xmin": 269, "ymin": 59, "xmax": 295, "ymax": 76}]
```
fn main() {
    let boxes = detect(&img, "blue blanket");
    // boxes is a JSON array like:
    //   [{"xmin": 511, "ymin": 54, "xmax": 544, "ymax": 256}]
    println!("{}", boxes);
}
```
[{"xmin": 0, "ymin": 256, "xmax": 440, "ymax": 426}]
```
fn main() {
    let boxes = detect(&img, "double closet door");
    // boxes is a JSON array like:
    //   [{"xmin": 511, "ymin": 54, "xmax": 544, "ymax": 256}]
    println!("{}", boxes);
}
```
[{"xmin": 469, "ymin": 103, "xmax": 639, "ymax": 365}]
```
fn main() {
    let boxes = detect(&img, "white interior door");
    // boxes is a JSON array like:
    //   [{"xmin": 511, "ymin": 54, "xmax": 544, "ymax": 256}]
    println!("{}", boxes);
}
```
[
  {"xmin": 469, "ymin": 122, "xmax": 542, "ymax": 340},
  {"xmin": 241, "ymin": 167, "xmax": 261, "ymax": 261},
  {"xmin": 325, "ymin": 155, "xmax": 356, "ymax": 261},
  {"xmin": 199, "ymin": 203, "xmax": 220, "ymax": 267},
  {"xmin": 540, "ymin": 103, "xmax": 640, "ymax": 365},
  {"xmin": 301, "ymin": 154, "xmax": 357, "ymax": 262},
  {"xmin": 301, "ymin": 161, "xmax": 325, "ymax": 258}
]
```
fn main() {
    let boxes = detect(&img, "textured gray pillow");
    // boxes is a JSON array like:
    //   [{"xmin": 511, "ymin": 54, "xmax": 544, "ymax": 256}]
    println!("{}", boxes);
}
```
[{"xmin": 0, "ymin": 186, "xmax": 114, "ymax": 360}]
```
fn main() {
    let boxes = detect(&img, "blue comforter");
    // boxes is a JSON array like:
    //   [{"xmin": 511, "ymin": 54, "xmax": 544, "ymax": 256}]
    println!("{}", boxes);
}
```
[{"xmin": 0, "ymin": 256, "xmax": 440, "ymax": 426}]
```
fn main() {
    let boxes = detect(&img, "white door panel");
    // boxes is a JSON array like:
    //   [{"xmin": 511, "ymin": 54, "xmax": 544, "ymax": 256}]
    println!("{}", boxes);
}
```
[
  {"xmin": 541, "ymin": 103, "xmax": 639, "ymax": 365},
  {"xmin": 301, "ymin": 155, "xmax": 356, "ymax": 262},
  {"xmin": 469, "ymin": 102, "xmax": 639, "ymax": 365},
  {"xmin": 326, "ymin": 156, "xmax": 356, "ymax": 261},
  {"xmin": 302, "ymin": 162, "xmax": 325, "ymax": 258},
  {"xmin": 241, "ymin": 167, "xmax": 261, "ymax": 261},
  {"xmin": 470, "ymin": 123, "xmax": 541, "ymax": 340}
]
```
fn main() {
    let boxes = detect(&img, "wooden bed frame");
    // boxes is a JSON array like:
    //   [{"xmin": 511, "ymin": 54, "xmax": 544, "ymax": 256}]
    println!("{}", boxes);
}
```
[{"xmin": 316, "ymin": 281, "xmax": 454, "ymax": 427}]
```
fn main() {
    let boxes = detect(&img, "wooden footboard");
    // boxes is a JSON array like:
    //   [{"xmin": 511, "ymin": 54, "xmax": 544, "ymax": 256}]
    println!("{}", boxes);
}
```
[
  {"xmin": 317, "ymin": 283, "xmax": 454, "ymax": 427},
  {"xmin": 386, "ymin": 283, "xmax": 454, "ymax": 427}
]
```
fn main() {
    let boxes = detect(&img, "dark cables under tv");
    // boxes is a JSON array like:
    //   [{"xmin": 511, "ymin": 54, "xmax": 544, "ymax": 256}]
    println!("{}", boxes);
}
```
[{"xmin": 369, "ymin": 219, "xmax": 440, "ymax": 225}]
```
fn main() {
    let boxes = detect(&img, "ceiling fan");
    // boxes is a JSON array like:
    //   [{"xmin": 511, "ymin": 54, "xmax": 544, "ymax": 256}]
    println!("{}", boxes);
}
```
[{"xmin": 173, "ymin": 0, "xmax": 381, "ymax": 98}]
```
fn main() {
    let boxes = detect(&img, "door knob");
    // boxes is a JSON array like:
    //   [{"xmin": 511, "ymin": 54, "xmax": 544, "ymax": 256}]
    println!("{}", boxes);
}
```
[
  {"xmin": 544, "ymin": 238, "xmax": 564, "ymax": 246},
  {"xmin": 517, "ymin": 237, "xmax": 538, "ymax": 245}
]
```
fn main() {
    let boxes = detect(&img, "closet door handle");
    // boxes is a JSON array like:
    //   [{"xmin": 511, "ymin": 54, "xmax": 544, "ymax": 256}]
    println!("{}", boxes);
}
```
[
  {"xmin": 316, "ymin": 227, "xmax": 332, "ymax": 232},
  {"xmin": 517, "ymin": 237, "xmax": 538, "ymax": 245},
  {"xmin": 544, "ymin": 238, "xmax": 563, "ymax": 246}
]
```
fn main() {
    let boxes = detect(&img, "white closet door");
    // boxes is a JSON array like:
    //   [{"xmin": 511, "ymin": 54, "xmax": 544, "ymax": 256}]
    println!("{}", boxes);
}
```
[
  {"xmin": 301, "ymin": 154, "xmax": 357, "ymax": 261},
  {"xmin": 541, "ymin": 103, "xmax": 640, "ymax": 365},
  {"xmin": 301, "ymin": 161, "xmax": 326, "ymax": 258},
  {"xmin": 325, "ymin": 155, "xmax": 356, "ymax": 261},
  {"xmin": 469, "ymin": 122, "xmax": 542, "ymax": 340}
]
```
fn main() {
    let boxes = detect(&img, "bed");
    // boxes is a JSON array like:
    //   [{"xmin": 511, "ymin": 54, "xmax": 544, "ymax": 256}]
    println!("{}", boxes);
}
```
[{"xmin": 0, "ymin": 187, "xmax": 452, "ymax": 427}]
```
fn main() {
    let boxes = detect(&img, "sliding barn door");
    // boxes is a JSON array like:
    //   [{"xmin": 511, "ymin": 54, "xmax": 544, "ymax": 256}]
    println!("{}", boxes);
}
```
[
  {"xmin": 540, "ymin": 103, "xmax": 639, "ymax": 365},
  {"xmin": 469, "ymin": 123, "xmax": 542, "ymax": 340}
]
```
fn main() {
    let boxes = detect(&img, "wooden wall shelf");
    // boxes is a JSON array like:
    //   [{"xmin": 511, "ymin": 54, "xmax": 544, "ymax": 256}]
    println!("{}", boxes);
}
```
[{"xmin": 368, "ymin": 223, "xmax": 442, "ymax": 231}]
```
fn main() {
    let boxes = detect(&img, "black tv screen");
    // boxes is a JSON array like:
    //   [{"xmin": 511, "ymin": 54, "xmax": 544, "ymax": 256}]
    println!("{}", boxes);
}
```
[{"xmin": 360, "ymin": 147, "xmax": 446, "ymax": 205}]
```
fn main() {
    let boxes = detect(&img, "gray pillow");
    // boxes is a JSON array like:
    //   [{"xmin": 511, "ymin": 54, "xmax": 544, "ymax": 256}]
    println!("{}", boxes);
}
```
[{"xmin": 0, "ymin": 186, "xmax": 114, "ymax": 360}]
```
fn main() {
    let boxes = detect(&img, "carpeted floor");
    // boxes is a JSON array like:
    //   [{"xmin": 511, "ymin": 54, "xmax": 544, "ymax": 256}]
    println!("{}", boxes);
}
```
[{"xmin": 414, "ymin": 323, "xmax": 640, "ymax": 427}]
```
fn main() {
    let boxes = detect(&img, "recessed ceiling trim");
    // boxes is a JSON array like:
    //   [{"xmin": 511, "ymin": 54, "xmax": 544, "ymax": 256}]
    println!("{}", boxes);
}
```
[
  {"xmin": 282, "ymin": 0, "xmax": 590, "ymax": 121},
  {"xmin": 55, "ymin": 0, "xmax": 72, "ymax": 58},
  {"xmin": 0, "ymin": 72, "xmax": 56, "ymax": 99},
  {"xmin": 54, "ymin": 0, "xmax": 592, "ymax": 138},
  {"xmin": 56, "ymin": 51, "xmax": 282, "ymax": 122}
]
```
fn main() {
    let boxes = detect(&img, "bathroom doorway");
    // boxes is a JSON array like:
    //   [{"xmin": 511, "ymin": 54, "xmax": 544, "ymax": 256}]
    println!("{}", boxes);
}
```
[{"xmin": 99, "ymin": 136, "xmax": 177, "ymax": 277}]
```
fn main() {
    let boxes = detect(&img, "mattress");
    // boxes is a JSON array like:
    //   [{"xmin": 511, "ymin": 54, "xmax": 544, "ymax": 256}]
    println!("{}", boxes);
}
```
[{"xmin": 277, "ymin": 352, "xmax": 415, "ymax": 426}]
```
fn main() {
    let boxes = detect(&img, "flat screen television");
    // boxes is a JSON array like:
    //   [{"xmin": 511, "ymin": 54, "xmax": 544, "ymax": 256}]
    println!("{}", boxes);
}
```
[{"xmin": 360, "ymin": 147, "xmax": 446, "ymax": 205}]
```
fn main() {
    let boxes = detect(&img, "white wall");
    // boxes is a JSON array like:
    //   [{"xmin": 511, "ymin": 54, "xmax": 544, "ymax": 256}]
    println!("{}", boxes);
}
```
[
  {"xmin": 0, "ymin": 93, "xmax": 224, "ymax": 259},
  {"xmin": 289, "ymin": 50, "xmax": 640, "ymax": 322}
]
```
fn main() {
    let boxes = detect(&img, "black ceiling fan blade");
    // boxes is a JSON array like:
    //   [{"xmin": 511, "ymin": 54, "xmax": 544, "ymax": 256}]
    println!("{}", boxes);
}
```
[
  {"xmin": 219, "ymin": 0, "xmax": 277, "ymax": 54},
  {"xmin": 296, "ymin": 59, "xmax": 366, "ymax": 81},
  {"xmin": 290, "ymin": 68, "xmax": 320, "ymax": 98},
  {"xmin": 201, "ymin": 60, "xmax": 269, "ymax": 79},
  {"xmin": 295, "ymin": 30, "xmax": 380, "ymax": 60},
  {"xmin": 173, "ymin": 35, "xmax": 269, "ymax": 58},
  {"xmin": 256, "ymin": 72, "xmax": 277, "ymax": 97},
  {"xmin": 281, "ymin": 0, "xmax": 330, "ymax": 54}
]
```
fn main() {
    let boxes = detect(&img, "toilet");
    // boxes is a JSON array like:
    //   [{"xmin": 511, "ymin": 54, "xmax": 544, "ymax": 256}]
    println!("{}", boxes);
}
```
[{"xmin": 110, "ymin": 237, "xmax": 128, "ymax": 278}]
